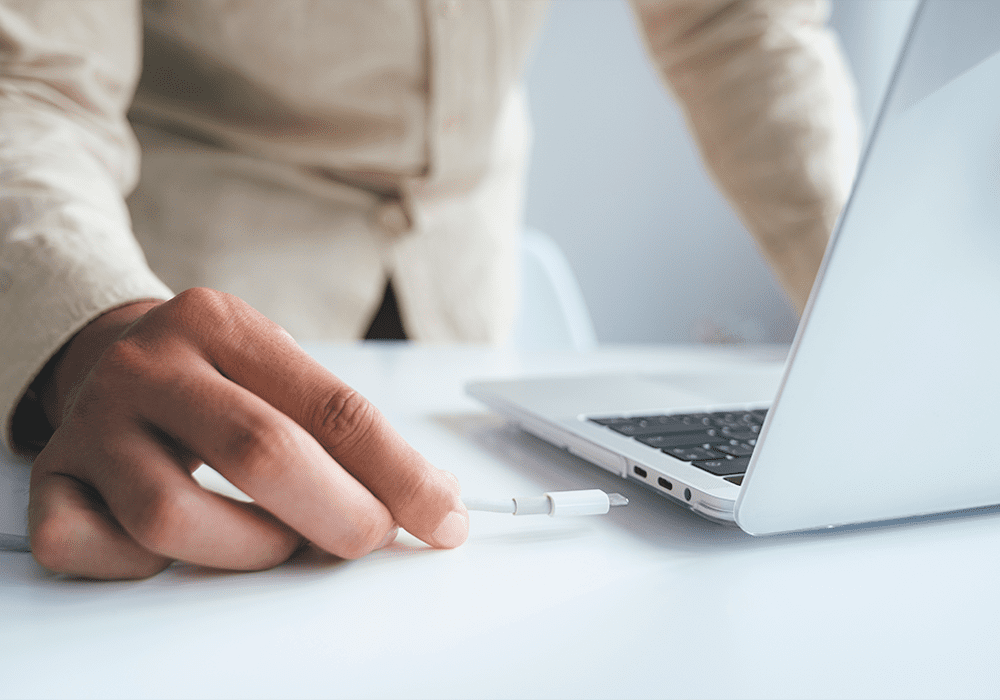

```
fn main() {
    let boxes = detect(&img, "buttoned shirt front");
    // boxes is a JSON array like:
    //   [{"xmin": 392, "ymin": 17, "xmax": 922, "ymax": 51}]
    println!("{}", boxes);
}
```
[{"xmin": 0, "ymin": 0, "xmax": 859, "ymax": 451}]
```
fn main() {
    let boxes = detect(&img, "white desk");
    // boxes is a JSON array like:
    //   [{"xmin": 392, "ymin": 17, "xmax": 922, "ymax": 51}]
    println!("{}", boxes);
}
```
[{"xmin": 2, "ymin": 344, "xmax": 998, "ymax": 699}]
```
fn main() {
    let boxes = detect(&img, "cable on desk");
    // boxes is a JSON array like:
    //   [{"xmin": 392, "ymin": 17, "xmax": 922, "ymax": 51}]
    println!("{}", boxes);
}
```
[
  {"xmin": 1, "ymin": 533, "xmax": 30, "ymax": 553},
  {"xmin": 1, "ymin": 490, "xmax": 629, "ymax": 552},
  {"xmin": 462, "ymin": 489, "xmax": 627, "ymax": 517}
]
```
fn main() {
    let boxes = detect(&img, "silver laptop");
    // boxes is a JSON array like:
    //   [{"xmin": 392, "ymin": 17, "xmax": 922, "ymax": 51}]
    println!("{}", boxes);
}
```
[{"xmin": 468, "ymin": 0, "xmax": 1000, "ymax": 535}]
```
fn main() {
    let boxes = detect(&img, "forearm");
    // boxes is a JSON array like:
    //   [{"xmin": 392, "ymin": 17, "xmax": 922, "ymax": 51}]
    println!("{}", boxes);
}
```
[
  {"xmin": 0, "ymin": 1, "xmax": 172, "ymax": 452},
  {"xmin": 630, "ymin": 0, "xmax": 861, "ymax": 311}
]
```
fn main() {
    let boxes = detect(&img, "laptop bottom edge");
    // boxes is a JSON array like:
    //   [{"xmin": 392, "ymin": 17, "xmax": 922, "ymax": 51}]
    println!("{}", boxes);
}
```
[{"xmin": 513, "ymin": 414, "xmax": 740, "ymax": 526}]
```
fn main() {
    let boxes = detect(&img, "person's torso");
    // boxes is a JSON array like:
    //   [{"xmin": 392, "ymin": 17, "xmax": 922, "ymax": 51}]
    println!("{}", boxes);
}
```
[{"xmin": 132, "ymin": 0, "xmax": 547, "ymax": 187}]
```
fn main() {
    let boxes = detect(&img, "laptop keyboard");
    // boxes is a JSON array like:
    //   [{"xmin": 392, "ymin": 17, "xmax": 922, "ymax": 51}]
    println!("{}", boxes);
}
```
[{"xmin": 588, "ymin": 409, "xmax": 769, "ymax": 485}]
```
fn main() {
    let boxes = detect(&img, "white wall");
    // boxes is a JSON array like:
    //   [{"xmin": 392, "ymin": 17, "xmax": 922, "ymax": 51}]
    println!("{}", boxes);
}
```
[{"xmin": 523, "ymin": 0, "xmax": 916, "ymax": 344}]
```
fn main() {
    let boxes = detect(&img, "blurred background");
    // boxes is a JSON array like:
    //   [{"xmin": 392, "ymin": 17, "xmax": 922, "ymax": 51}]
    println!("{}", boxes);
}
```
[{"xmin": 523, "ymin": 0, "xmax": 918, "ymax": 345}]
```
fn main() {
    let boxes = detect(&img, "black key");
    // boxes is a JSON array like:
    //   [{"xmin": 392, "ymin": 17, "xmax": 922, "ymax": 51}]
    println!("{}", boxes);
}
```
[
  {"xmin": 605, "ymin": 422, "xmax": 695, "ymax": 437},
  {"xmin": 640, "ymin": 413, "xmax": 713, "ymax": 427},
  {"xmin": 603, "ymin": 415, "xmax": 715, "ymax": 437},
  {"xmin": 598, "ymin": 418, "xmax": 652, "ymax": 435},
  {"xmin": 710, "ymin": 412, "xmax": 759, "ymax": 429},
  {"xmin": 721, "ymin": 426, "xmax": 759, "ymax": 440},
  {"xmin": 715, "ymin": 443, "xmax": 755, "ymax": 458},
  {"xmin": 667, "ymin": 413, "xmax": 712, "ymax": 423},
  {"xmin": 725, "ymin": 475, "xmax": 745, "ymax": 485},
  {"xmin": 683, "ymin": 414, "xmax": 714, "ymax": 426},
  {"xmin": 632, "ymin": 422, "xmax": 720, "ymax": 436},
  {"xmin": 636, "ymin": 432, "xmax": 726, "ymax": 449},
  {"xmin": 597, "ymin": 411, "xmax": 762, "ymax": 425},
  {"xmin": 642, "ymin": 413, "xmax": 713, "ymax": 427},
  {"xmin": 630, "ymin": 414, "xmax": 684, "ymax": 424},
  {"xmin": 692, "ymin": 457, "xmax": 750, "ymax": 476},
  {"xmin": 665, "ymin": 446, "xmax": 725, "ymax": 461}
]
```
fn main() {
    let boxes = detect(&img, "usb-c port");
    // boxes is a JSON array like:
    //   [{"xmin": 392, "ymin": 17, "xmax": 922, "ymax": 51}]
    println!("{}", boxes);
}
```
[
  {"xmin": 633, "ymin": 466, "xmax": 647, "ymax": 479},
  {"xmin": 657, "ymin": 477, "xmax": 672, "ymax": 491}
]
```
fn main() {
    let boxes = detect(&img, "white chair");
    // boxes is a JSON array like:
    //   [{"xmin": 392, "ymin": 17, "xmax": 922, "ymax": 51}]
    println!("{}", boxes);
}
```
[{"xmin": 509, "ymin": 228, "xmax": 597, "ymax": 351}]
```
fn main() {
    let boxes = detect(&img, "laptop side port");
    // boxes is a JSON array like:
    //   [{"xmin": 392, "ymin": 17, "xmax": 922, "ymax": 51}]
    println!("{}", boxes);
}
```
[{"xmin": 623, "ymin": 465, "xmax": 737, "ymax": 524}]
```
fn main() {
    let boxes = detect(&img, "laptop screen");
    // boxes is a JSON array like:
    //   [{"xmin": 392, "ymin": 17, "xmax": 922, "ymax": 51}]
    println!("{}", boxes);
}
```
[{"xmin": 735, "ymin": 0, "xmax": 1000, "ymax": 533}]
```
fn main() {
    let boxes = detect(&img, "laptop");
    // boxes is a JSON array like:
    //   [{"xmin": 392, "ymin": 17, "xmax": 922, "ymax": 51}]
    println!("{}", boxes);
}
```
[{"xmin": 468, "ymin": 0, "xmax": 1000, "ymax": 535}]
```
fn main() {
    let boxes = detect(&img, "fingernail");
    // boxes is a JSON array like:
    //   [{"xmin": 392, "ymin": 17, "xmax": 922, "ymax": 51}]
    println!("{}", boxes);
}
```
[
  {"xmin": 430, "ymin": 510, "xmax": 468, "ymax": 549},
  {"xmin": 377, "ymin": 526, "xmax": 398, "ymax": 550}
]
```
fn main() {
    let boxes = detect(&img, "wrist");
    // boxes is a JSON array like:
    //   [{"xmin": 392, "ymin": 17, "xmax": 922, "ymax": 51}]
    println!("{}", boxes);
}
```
[{"xmin": 38, "ymin": 300, "xmax": 164, "ymax": 430}]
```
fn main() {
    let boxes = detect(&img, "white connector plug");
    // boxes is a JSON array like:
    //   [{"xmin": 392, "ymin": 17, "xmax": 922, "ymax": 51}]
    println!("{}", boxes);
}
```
[
  {"xmin": 462, "ymin": 489, "xmax": 628, "ymax": 517},
  {"xmin": 0, "ymin": 491, "xmax": 630, "ymax": 553}
]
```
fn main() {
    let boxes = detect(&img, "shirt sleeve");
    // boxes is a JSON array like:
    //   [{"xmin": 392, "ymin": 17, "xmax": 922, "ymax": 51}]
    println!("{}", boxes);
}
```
[
  {"xmin": 628, "ymin": 0, "xmax": 861, "ymax": 312},
  {"xmin": 0, "ymin": 0, "xmax": 173, "ymax": 454}
]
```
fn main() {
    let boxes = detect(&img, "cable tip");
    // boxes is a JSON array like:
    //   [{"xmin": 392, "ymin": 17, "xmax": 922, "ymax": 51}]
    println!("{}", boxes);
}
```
[
  {"xmin": 0, "ymin": 533, "xmax": 31, "ymax": 553},
  {"xmin": 607, "ymin": 493, "xmax": 628, "ymax": 507}
]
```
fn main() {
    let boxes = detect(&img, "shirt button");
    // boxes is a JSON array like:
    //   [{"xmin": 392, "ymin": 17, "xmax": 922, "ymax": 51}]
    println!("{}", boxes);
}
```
[{"xmin": 374, "ymin": 201, "xmax": 412, "ymax": 237}]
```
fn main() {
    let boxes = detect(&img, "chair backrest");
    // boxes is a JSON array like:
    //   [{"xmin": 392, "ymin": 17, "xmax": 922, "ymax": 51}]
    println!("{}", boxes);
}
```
[{"xmin": 509, "ymin": 229, "xmax": 597, "ymax": 351}]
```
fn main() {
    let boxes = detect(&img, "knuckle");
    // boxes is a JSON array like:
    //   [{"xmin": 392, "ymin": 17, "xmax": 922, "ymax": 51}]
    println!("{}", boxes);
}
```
[
  {"xmin": 337, "ymin": 518, "xmax": 387, "ymax": 560},
  {"xmin": 92, "ymin": 337, "xmax": 148, "ymax": 383},
  {"xmin": 238, "ymin": 504, "xmax": 306, "ymax": 569},
  {"xmin": 128, "ymin": 489, "xmax": 197, "ymax": 554},
  {"xmin": 311, "ymin": 387, "xmax": 378, "ymax": 453},
  {"xmin": 216, "ymin": 417, "xmax": 269, "ymax": 464},
  {"xmin": 213, "ymin": 416, "xmax": 297, "ymax": 485},
  {"xmin": 32, "ymin": 507, "xmax": 170, "ymax": 580},
  {"xmin": 170, "ymin": 287, "xmax": 229, "ymax": 318},
  {"xmin": 249, "ymin": 535, "xmax": 303, "ymax": 571},
  {"xmin": 383, "ymin": 467, "xmax": 458, "ymax": 536},
  {"xmin": 78, "ymin": 340, "xmax": 152, "ymax": 419},
  {"xmin": 30, "ymin": 511, "xmax": 77, "ymax": 573},
  {"xmin": 126, "ymin": 557, "xmax": 173, "ymax": 581},
  {"xmin": 161, "ymin": 287, "xmax": 241, "ymax": 339},
  {"xmin": 383, "ymin": 467, "xmax": 434, "ymax": 515}
]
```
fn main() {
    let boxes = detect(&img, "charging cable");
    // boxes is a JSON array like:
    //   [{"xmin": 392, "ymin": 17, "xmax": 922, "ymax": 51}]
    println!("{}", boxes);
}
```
[
  {"xmin": 0, "ymin": 490, "xmax": 629, "ymax": 553},
  {"xmin": 1, "ymin": 533, "xmax": 30, "ymax": 553},
  {"xmin": 462, "ymin": 489, "xmax": 627, "ymax": 516}
]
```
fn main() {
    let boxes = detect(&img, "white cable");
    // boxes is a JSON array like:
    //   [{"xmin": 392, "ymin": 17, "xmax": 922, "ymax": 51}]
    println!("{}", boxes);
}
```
[
  {"xmin": 462, "ymin": 489, "xmax": 627, "ymax": 517},
  {"xmin": 1, "ymin": 490, "xmax": 629, "ymax": 552},
  {"xmin": 0, "ymin": 533, "xmax": 30, "ymax": 553}
]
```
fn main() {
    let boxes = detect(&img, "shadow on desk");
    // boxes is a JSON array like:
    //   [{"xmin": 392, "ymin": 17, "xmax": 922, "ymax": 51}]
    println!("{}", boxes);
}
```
[{"xmin": 434, "ymin": 412, "xmax": 1000, "ymax": 552}]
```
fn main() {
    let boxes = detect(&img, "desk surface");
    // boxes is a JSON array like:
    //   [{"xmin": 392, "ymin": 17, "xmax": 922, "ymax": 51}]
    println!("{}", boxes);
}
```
[{"xmin": 2, "ymin": 344, "xmax": 997, "ymax": 700}]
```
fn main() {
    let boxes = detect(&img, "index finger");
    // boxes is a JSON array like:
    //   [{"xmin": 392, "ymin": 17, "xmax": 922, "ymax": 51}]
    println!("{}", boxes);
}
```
[{"xmin": 165, "ymin": 290, "xmax": 468, "ymax": 549}]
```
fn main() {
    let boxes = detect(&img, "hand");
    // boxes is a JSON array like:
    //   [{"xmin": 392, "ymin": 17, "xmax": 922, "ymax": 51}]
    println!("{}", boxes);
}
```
[{"xmin": 27, "ymin": 288, "xmax": 468, "ymax": 579}]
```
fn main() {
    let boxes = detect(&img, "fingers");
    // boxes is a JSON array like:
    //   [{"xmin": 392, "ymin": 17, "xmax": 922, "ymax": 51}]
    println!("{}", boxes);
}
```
[
  {"xmin": 30, "ymin": 423, "xmax": 303, "ymax": 576},
  {"xmin": 304, "ymin": 390, "xmax": 468, "ymax": 548},
  {"xmin": 28, "ymin": 471, "xmax": 171, "ymax": 580},
  {"xmin": 137, "ymin": 358, "xmax": 397, "ymax": 559},
  {"xmin": 207, "ymin": 318, "xmax": 467, "ymax": 548},
  {"xmin": 89, "ymin": 429, "xmax": 304, "ymax": 570},
  {"xmin": 29, "ymin": 287, "xmax": 461, "ymax": 581},
  {"xmin": 159, "ymin": 289, "xmax": 468, "ymax": 549}
]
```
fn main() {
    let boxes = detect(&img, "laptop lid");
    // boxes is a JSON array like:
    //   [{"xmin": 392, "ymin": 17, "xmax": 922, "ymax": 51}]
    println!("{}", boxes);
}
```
[{"xmin": 735, "ymin": 0, "xmax": 1000, "ymax": 533}]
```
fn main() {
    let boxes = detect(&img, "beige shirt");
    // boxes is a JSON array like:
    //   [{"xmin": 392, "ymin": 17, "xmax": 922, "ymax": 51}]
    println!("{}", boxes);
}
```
[{"xmin": 0, "ymin": 0, "xmax": 859, "ymax": 452}]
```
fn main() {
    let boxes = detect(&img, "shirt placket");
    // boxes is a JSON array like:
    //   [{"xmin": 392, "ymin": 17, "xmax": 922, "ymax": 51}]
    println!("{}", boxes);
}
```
[{"xmin": 418, "ymin": 0, "xmax": 498, "ymax": 195}]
